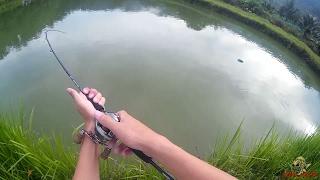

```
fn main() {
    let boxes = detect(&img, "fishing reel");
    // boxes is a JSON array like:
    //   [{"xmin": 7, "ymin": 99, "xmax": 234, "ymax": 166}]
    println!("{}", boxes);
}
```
[
  {"xmin": 94, "ymin": 112, "xmax": 120, "ymax": 158},
  {"xmin": 73, "ymin": 111, "xmax": 119, "ymax": 159},
  {"xmin": 94, "ymin": 112, "xmax": 119, "ymax": 144}
]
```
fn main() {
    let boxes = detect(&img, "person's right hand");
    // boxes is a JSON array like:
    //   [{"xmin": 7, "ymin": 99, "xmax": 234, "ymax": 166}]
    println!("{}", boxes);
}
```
[{"xmin": 95, "ymin": 110, "xmax": 163, "ymax": 156}]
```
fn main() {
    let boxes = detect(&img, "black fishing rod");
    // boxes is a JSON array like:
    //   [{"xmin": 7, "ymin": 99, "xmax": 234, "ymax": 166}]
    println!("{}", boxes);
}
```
[{"xmin": 45, "ymin": 30, "xmax": 174, "ymax": 180}]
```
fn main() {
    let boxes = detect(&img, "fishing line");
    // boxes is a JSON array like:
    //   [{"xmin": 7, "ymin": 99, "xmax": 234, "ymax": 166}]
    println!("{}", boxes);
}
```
[{"xmin": 45, "ymin": 30, "xmax": 83, "ymax": 93}]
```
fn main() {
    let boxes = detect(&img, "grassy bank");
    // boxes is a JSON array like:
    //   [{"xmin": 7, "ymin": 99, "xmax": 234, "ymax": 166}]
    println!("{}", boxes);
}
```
[
  {"xmin": 0, "ymin": 112, "xmax": 319, "ymax": 179},
  {"xmin": 0, "ymin": 111, "xmax": 160, "ymax": 179},
  {"xmin": 184, "ymin": 0, "xmax": 320, "ymax": 75}
]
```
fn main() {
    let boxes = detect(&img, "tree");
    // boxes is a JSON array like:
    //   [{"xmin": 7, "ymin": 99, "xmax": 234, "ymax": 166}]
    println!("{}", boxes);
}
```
[
  {"xmin": 238, "ymin": 0, "xmax": 265, "ymax": 16},
  {"xmin": 223, "ymin": 0, "xmax": 238, "ymax": 5},
  {"xmin": 261, "ymin": 0, "xmax": 276, "ymax": 13},
  {"xmin": 299, "ymin": 14, "xmax": 320, "ymax": 40},
  {"xmin": 279, "ymin": 0, "xmax": 299, "ymax": 22}
]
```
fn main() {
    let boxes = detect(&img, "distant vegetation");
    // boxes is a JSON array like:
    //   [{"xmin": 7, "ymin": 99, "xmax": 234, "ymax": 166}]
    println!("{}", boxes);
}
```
[
  {"xmin": 220, "ymin": 0, "xmax": 320, "ymax": 56},
  {"xmin": 275, "ymin": 0, "xmax": 320, "ymax": 18},
  {"xmin": 0, "ymin": 0, "xmax": 27, "ymax": 14},
  {"xmin": 1, "ymin": 111, "xmax": 319, "ymax": 179}
]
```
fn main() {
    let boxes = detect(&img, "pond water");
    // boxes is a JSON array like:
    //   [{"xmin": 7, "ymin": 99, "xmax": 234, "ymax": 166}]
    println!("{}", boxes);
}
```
[{"xmin": 0, "ymin": 0, "xmax": 320, "ymax": 156}]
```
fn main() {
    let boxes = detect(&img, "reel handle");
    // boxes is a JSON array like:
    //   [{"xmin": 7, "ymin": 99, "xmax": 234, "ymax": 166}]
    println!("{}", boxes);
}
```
[
  {"xmin": 132, "ymin": 149, "xmax": 152, "ymax": 163},
  {"xmin": 132, "ymin": 149, "xmax": 174, "ymax": 180}
]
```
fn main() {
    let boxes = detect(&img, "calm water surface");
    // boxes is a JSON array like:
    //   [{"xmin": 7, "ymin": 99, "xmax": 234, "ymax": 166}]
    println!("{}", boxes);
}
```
[{"xmin": 0, "ymin": 0, "xmax": 320, "ymax": 156}]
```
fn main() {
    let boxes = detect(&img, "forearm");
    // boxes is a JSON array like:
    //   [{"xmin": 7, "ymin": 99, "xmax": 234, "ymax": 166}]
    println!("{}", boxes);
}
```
[
  {"xmin": 73, "ymin": 123, "xmax": 100, "ymax": 180},
  {"xmin": 143, "ymin": 136, "xmax": 236, "ymax": 180}
]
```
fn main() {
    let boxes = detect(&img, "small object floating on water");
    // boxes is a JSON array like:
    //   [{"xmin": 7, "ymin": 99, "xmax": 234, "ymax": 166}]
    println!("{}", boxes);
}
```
[{"xmin": 237, "ymin": 59, "xmax": 244, "ymax": 63}]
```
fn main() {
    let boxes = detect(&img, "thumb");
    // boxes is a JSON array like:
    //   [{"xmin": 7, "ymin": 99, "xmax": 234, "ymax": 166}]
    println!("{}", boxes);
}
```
[
  {"xmin": 66, "ymin": 88, "xmax": 81, "ymax": 101},
  {"xmin": 95, "ymin": 110, "xmax": 117, "ymax": 130}
]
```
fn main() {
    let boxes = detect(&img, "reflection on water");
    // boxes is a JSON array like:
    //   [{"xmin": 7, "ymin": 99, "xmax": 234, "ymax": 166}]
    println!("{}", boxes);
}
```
[{"xmin": 0, "ymin": 0, "xmax": 320, "ymax": 155}]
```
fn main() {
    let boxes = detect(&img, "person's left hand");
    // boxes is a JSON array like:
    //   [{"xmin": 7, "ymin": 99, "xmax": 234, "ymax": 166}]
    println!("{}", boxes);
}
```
[{"xmin": 67, "ymin": 87, "xmax": 105, "ymax": 130}]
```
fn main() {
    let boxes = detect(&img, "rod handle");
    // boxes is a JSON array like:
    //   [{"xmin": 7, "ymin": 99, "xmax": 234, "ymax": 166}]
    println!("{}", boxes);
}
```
[
  {"xmin": 86, "ymin": 96, "xmax": 105, "ymax": 112},
  {"xmin": 132, "ymin": 149, "xmax": 152, "ymax": 163},
  {"xmin": 132, "ymin": 149, "xmax": 174, "ymax": 180}
]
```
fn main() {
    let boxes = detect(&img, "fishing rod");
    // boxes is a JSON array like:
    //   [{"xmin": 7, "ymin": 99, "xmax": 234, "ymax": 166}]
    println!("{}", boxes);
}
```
[{"xmin": 44, "ymin": 30, "xmax": 174, "ymax": 180}]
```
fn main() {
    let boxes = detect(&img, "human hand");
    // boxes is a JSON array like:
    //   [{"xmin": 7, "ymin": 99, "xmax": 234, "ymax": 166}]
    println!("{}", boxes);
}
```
[
  {"xmin": 95, "ymin": 110, "xmax": 163, "ymax": 156},
  {"xmin": 67, "ymin": 87, "xmax": 105, "ymax": 131}
]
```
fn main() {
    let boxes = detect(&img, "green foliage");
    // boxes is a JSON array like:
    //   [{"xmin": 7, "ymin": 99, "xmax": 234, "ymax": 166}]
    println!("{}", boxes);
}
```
[
  {"xmin": 0, "ymin": 111, "xmax": 78, "ymax": 179},
  {"xmin": 222, "ymin": 0, "xmax": 267, "ymax": 16},
  {"xmin": 299, "ymin": 14, "xmax": 320, "ymax": 40},
  {"xmin": 0, "ymin": 0, "xmax": 21, "ymax": 14},
  {"xmin": 209, "ymin": 124, "xmax": 320, "ymax": 179},
  {"xmin": 1, "ymin": 111, "xmax": 320, "ymax": 179},
  {"xmin": 279, "ymin": 0, "xmax": 299, "ymax": 22},
  {"xmin": 277, "ymin": 0, "xmax": 320, "ymax": 18}
]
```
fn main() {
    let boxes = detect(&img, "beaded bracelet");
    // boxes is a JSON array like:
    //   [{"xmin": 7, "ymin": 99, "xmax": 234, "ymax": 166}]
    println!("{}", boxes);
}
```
[{"xmin": 73, "ymin": 129, "xmax": 112, "ymax": 159}]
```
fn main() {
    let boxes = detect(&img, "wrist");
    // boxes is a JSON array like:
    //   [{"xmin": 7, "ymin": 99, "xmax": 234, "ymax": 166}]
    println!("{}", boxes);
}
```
[{"xmin": 84, "ymin": 121, "xmax": 96, "ymax": 132}]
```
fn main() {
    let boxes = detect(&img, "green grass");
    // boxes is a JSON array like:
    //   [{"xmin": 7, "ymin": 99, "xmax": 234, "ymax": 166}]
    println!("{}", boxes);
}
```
[
  {"xmin": 0, "ymin": 111, "xmax": 160, "ymax": 179},
  {"xmin": 209, "ymin": 124, "xmax": 320, "ymax": 179},
  {"xmin": 186, "ymin": 0, "xmax": 320, "ymax": 75},
  {"xmin": 0, "ymin": 111, "xmax": 319, "ymax": 179}
]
